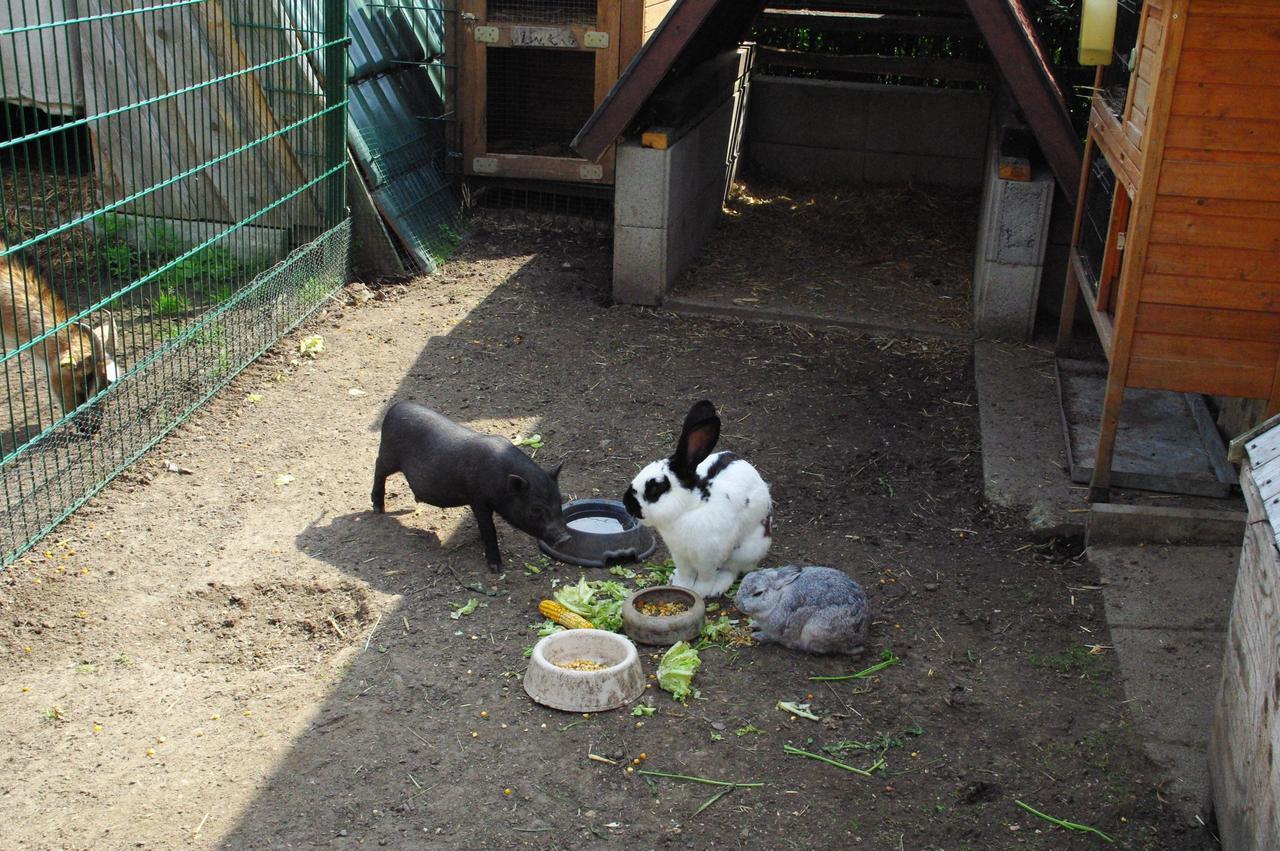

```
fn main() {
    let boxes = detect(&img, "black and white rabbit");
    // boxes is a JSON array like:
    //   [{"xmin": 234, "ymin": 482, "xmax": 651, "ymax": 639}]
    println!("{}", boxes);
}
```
[{"xmin": 622, "ymin": 400, "xmax": 772, "ymax": 597}]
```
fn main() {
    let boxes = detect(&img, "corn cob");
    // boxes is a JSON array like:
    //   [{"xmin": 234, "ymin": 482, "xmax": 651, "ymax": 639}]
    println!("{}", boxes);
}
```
[{"xmin": 539, "ymin": 599, "xmax": 593, "ymax": 630}]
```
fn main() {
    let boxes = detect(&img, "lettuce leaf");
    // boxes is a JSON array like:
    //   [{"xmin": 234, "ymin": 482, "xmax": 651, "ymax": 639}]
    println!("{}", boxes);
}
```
[
  {"xmin": 553, "ymin": 576, "xmax": 628, "ymax": 632},
  {"xmin": 657, "ymin": 641, "xmax": 702, "ymax": 701}
]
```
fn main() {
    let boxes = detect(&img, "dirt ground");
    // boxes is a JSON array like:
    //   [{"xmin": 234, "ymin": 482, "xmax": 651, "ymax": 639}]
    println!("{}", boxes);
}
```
[
  {"xmin": 0, "ymin": 197, "xmax": 1219, "ymax": 850},
  {"xmin": 671, "ymin": 181, "xmax": 975, "ymax": 335}
]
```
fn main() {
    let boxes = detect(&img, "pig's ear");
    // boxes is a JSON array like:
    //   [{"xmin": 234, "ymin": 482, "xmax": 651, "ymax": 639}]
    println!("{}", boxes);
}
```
[
  {"xmin": 547, "ymin": 461, "xmax": 563, "ymax": 481},
  {"xmin": 508, "ymin": 473, "xmax": 529, "ymax": 493}
]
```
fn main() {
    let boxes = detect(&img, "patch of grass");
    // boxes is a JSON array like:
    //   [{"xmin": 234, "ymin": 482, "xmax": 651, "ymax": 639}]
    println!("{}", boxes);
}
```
[
  {"xmin": 74, "ymin": 662, "xmax": 96, "ymax": 675},
  {"xmin": 1027, "ymin": 646, "xmax": 1113, "ymax": 695},
  {"xmin": 113, "ymin": 651, "xmax": 134, "ymax": 668},
  {"xmin": 153, "ymin": 288, "xmax": 190, "ymax": 317}
]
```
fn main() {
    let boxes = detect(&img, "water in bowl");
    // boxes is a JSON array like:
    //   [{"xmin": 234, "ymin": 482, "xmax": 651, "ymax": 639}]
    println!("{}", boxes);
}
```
[{"xmin": 567, "ymin": 515, "xmax": 626, "ymax": 534}]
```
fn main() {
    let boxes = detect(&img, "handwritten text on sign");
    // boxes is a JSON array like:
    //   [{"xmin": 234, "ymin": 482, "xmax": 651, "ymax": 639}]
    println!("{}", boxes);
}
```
[{"xmin": 510, "ymin": 26, "xmax": 578, "ymax": 48}]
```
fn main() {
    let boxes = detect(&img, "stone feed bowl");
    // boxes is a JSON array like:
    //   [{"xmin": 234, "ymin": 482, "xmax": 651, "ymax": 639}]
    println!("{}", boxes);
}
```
[
  {"xmin": 523, "ymin": 629, "xmax": 646, "ymax": 713},
  {"xmin": 622, "ymin": 585, "xmax": 706, "ymax": 646},
  {"xmin": 538, "ymin": 498, "xmax": 656, "ymax": 568}
]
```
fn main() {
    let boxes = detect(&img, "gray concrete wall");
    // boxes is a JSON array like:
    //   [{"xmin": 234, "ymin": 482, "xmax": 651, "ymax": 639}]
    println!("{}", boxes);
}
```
[
  {"xmin": 613, "ymin": 51, "xmax": 748, "ymax": 306},
  {"xmin": 744, "ymin": 77, "xmax": 992, "ymax": 187}
]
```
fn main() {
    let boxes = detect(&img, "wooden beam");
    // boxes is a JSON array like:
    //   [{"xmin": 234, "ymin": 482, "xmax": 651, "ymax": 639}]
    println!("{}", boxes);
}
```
[
  {"xmin": 754, "ymin": 45, "xmax": 994, "ymax": 83},
  {"xmin": 758, "ymin": 10, "xmax": 978, "ymax": 38},
  {"xmin": 572, "ymin": 0, "xmax": 767, "ymax": 161},
  {"xmin": 962, "ymin": 0, "xmax": 1081, "ymax": 196},
  {"xmin": 764, "ymin": 0, "xmax": 966, "ymax": 12}
]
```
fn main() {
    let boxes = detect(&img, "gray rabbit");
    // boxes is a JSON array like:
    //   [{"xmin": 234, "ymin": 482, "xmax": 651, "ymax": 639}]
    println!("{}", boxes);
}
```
[{"xmin": 735, "ymin": 565, "xmax": 870, "ymax": 655}]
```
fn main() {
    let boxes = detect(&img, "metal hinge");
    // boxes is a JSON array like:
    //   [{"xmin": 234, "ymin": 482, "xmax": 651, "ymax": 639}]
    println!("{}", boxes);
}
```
[
  {"xmin": 579, "ymin": 163, "xmax": 603, "ymax": 180},
  {"xmin": 474, "ymin": 26, "xmax": 499, "ymax": 43},
  {"xmin": 583, "ymin": 31, "xmax": 609, "ymax": 49},
  {"xmin": 1116, "ymin": 231, "xmax": 1127, "ymax": 251},
  {"xmin": 473, "ymin": 157, "xmax": 498, "ymax": 174}
]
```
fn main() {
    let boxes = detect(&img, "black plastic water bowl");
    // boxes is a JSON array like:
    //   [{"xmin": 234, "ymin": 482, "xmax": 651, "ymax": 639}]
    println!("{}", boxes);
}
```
[{"xmin": 539, "ymin": 498, "xmax": 656, "ymax": 568}]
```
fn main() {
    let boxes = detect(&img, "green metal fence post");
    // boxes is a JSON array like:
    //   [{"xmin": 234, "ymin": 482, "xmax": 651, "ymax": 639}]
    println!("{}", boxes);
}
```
[{"xmin": 323, "ymin": 0, "xmax": 349, "ymax": 225}]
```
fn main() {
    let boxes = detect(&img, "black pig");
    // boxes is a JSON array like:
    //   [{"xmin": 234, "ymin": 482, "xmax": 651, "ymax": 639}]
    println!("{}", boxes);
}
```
[{"xmin": 372, "ymin": 401, "xmax": 571, "ymax": 570}]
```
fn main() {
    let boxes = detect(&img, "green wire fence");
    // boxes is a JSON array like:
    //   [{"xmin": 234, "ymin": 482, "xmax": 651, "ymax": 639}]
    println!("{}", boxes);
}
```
[{"xmin": 1, "ymin": 0, "xmax": 351, "ymax": 565}]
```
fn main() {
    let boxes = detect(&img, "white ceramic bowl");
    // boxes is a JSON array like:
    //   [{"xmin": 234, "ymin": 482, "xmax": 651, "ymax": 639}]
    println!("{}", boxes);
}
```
[{"xmin": 523, "ymin": 629, "xmax": 645, "ymax": 712}]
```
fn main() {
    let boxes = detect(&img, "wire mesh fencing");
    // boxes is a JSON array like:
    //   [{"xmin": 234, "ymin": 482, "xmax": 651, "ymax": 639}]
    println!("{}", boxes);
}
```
[{"xmin": 1, "ymin": 0, "xmax": 350, "ymax": 565}]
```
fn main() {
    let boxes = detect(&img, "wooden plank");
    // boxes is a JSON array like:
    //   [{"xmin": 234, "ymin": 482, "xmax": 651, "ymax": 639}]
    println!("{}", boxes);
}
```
[
  {"xmin": 962, "ymin": 0, "xmax": 1081, "ymax": 196},
  {"xmin": 753, "ymin": 46, "xmax": 994, "ymax": 84},
  {"xmin": 763, "ymin": 0, "xmax": 967, "ymax": 12},
  {"xmin": 1131, "ymin": 331, "xmax": 1279, "ymax": 367},
  {"xmin": 80, "ymin": 4, "xmax": 209, "ymax": 220},
  {"xmin": 197, "ymin": 2, "xmax": 320, "ymax": 226},
  {"xmin": 1166, "ymin": 115, "xmax": 1280, "ymax": 156},
  {"xmin": 1159, "ymin": 161, "xmax": 1280, "ymax": 202},
  {"xmin": 1130, "ymin": 75, "xmax": 1151, "ymax": 117},
  {"xmin": 1094, "ymin": 177, "xmax": 1132, "ymax": 314},
  {"xmin": 1208, "ymin": 474, "xmax": 1280, "ymax": 851},
  {"xmin": 1149, "ymin": 206, "xmax": 1280, "ymax": 252},
  {"xmin": 1155, "ymin": 194, "xmax": 1280, "ymax": 223},
  {"xmin": 758, "ymin": 10, "xmax": 979, "ymax": 38},
  {"xmin": 1146, "ymin": 242, "xmax": 1280, "ymax": 283},
  {"xmin": 1246, "ymin": 428, "xmax": 1280, "ymax": 471},
  {"xmin": 1228, "ymin": 415, "xmax": 1280, "ymax": 464},
  {"xmin": 1172, "ymin": 83, "xmax": 1280, "ymax": 122},
  {"xmin": 1178, "ymin": 48, "xmax": 1280, "ymax": 87},
  {"xmin": 1165, "ymin": 147, "xmax": 1280, "ymax": 166},
  {"xmin": 1088, "ymin": 0, "xmax": 1191, "ymax": 500},
  {"xmin": 459, "ymin": 0, "xmax": 488, "ymax": 176},
  {"xmin": 1128, "ymin": 352, "xmax": 1275, "ymax": 399},
  {"xmin": 471, "ymin": 152, "xmax": 614, "ymax": 182},
  {"xmin": 1185, "ymin": 12, "xmax": 1280, "ymax": 53},
  {"xmin": 593, "ymin": 0, "xmax": 622, "ymax": 182},
  {"xmin": 1135, "ymin": 302, "xmax": 1280, "ymax": 344},
  {"xmin": 573, "ymin": 0, "xmax": 767, "ymax": 162},
  {"xmin": 1197, "ymin": 0, "xmax": 1280, "ymax": 17},
  {"xmin": 619, "ymin": 0, "xmax": 643, "ymax": 59},
  {"xmin": 1140, "ymin": 274, "xmax": 1280, "ymax": 313},
  {"xmin": 1092, "ymin": 107, "xmax": 1142, "ymax": 197}
]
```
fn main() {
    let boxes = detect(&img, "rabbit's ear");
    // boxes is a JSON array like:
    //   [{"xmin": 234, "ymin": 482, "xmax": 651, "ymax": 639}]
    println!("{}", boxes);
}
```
[
  {"xmin": 777, "ymin": 565, "xmax": 803, "ymax": 586},
  {"xmin": 672, "ymin": 400, "xmax": 720, "ymax": 476}
]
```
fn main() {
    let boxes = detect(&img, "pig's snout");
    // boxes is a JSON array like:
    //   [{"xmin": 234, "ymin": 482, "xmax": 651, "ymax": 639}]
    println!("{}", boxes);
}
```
[{"xmin": 547, "ymin": 525, "xmax": 572, "ymax": 546}]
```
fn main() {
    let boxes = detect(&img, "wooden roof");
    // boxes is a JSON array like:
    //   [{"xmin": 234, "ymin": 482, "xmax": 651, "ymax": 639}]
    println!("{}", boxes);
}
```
[{"xmin": 573, "ymin": 0, "xmax": 1082, "ymax": 194}]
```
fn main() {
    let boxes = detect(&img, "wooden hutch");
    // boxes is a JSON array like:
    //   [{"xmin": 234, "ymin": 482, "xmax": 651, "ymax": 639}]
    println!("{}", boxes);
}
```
[
  {"xmin": 457, "ymin": 0, "xmax": 674, "ymax": 185},
  {"xmin": 1058, "ymin": 0, "xmax": 1280, "ymax": 500}
]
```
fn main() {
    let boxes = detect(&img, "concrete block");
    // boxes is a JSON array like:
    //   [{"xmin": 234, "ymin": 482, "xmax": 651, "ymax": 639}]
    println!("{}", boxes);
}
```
[
  {"xmin": 745, "ymin": 141, "xmax": 866, "ymax": 185},
  {"xmin": 1087, "ymin": 504, "xmax": 1247, "ymax": 548},
  {"xmin": 612, "ymin": 225, "xmax": 667, "ymax": 306},
  {"xmin": 973, "ymin": 261, "xmax": 1043, "ymax": 340},
  {"xmin": 1090, "ymin": 544, "xmax": 1239, "ymax": 630},
  {"xmin": 972, "ymin": 128, "xmax": 1054, "ymax": 341},
  {"xmin": 614, "ymin": 141, "xmax": 670, "ymax": 229},
  {"xmin": 983, "ymin": 174, "xmax": 1054, "ymax": 266},
  {"xmin": 862, "ymin": 151, "xmax": 983, "ymax": 187},
  {"xmin": 747, "ymin": 78, "xmax": 868, "ymax": 149},
  {"xmin": 864, "ymin": 87, "xmax": 990, "ymax": 159}
]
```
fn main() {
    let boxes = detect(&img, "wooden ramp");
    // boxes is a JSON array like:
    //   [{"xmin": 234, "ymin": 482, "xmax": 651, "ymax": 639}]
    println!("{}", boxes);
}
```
[{"xmin": 80, "ymin": 0, "xmax": 323, "ymax": 228}]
